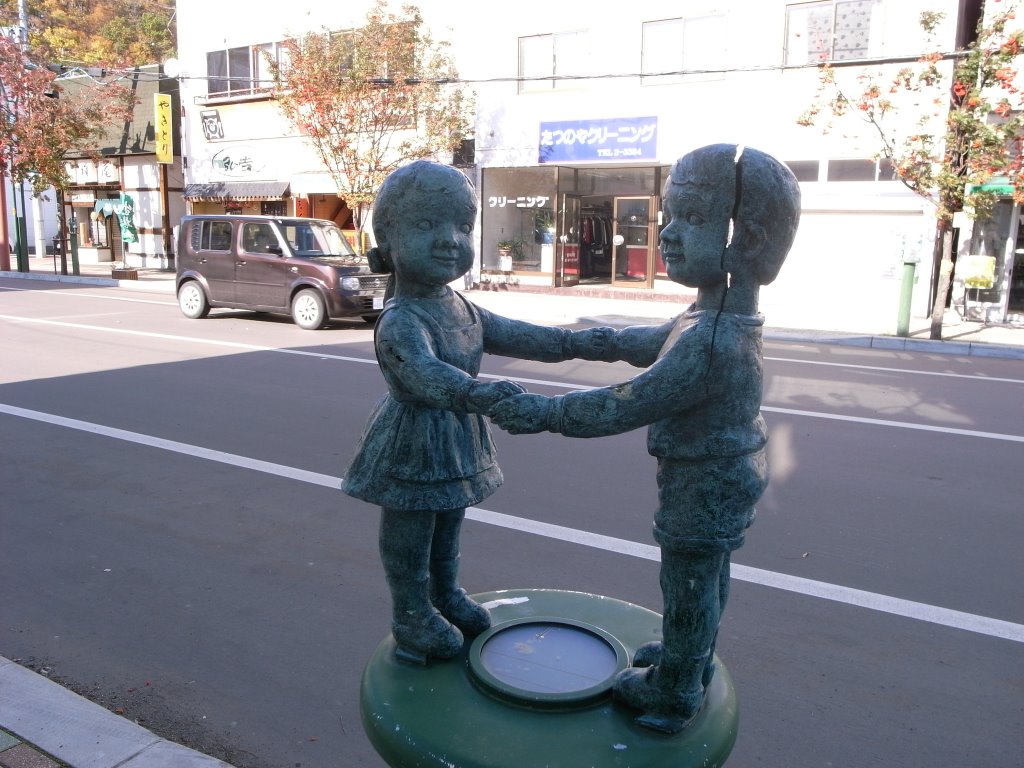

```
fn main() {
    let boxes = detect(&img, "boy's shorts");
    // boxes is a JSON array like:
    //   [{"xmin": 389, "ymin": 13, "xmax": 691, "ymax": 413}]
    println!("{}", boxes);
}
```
[{"xmin": 652, "ymin": 449, "xmax": 768, "ymax": 554}]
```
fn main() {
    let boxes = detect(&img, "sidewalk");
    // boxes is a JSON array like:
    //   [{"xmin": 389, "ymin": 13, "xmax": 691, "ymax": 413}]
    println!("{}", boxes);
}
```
[
  {"xmin": 5, "ymin": 258, "xmax": 1021, "ymax": 358},
  {"xmin": 0, "ymin": 656, "xmax": 232, "ymax": 768}
]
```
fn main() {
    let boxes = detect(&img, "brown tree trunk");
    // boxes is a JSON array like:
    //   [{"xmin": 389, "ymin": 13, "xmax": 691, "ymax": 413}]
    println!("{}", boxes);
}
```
[{"xmin": 928, "ymin": 220, "xmax": 955, "ymax": 340}]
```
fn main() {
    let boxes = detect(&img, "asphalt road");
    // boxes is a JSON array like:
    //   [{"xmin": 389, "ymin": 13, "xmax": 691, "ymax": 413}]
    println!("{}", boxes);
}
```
[{"xmin": 1, "ymin": 278, "xmax": 1022, "ymax": 768}]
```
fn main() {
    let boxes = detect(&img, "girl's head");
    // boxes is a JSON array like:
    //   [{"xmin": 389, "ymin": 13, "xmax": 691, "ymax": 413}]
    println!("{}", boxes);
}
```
[{"xmin": 368, "ymin": 161, "xmax": 478, "ymax": 288}]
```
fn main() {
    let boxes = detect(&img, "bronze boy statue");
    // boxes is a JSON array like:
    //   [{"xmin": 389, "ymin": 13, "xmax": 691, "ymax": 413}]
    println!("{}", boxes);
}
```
[
  {"xmin": 491, "ymin": 144, "xmax": 801, "ymax": 733},
  {"xmin": 342, "ymin": 161, "xmax": 614, "ymax": 665}
]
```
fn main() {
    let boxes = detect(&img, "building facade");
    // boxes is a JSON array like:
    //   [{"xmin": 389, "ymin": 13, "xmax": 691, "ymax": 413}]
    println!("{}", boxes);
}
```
[
  {"xmin": 171, "ymin": 0, "xmax": 1021, "ymax": 328},
  {"xmin": 58, "ymin": 65, "xmax": 185, "ymax": 270}
]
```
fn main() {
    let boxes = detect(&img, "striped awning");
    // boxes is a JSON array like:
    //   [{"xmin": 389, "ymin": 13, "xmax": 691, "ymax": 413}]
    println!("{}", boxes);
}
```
[{"xmin": 183, "ymin": 181, "xmax": 290, "ymax": 202}]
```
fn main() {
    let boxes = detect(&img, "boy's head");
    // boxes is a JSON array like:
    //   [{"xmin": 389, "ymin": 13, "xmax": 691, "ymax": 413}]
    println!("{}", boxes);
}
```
[{"xmin": 665, "ymin": 144, "xmax": 800, "ymax": 286}]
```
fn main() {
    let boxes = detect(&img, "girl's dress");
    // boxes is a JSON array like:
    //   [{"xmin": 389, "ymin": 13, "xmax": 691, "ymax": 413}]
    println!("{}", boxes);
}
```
[{"xmin": 344, "ymin": 288, "xmax": 575, "ymax": 512}]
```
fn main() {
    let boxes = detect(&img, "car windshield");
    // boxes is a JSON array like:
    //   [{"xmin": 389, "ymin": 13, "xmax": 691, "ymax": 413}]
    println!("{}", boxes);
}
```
[{"xmin": 279, "ymin": 220, "xmax": 367, "ymax": 265}]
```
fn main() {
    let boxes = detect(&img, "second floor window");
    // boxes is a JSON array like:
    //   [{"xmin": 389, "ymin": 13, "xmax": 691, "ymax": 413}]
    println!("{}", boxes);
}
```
[
  {"xmin": 518, "ymin": 31, "xmax": 588, "ymax": 94},
  {"xmin": 206, "ymin": 42, "xmax": 289, "ymax": 98},
  {"xmin": 642, "ymin": 15, "xmax": 726, "ymax": 85},
  {"xmin": 785, "ymin": 0, "xmax": 881, "ymax": 66}
]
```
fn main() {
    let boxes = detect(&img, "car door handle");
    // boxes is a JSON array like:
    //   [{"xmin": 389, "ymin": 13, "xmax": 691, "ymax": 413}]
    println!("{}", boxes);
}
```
[
  {"xmin": 236, "ymin": 260, "xmax": 247, "ymax": 267},
  {"xmin": 198, "ymin": 258, "xmax": 206, "ymax": 264}
]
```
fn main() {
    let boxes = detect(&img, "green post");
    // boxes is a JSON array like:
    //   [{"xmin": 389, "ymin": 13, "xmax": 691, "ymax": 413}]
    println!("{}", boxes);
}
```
[
  {"xmin": 11, "ymin": 185, "xmax": 28, "ymax": 272},
  {"xmin": 69, "ymin": 218, "xmax": 80, "ymax": 276},
  {"xmin": 896, "ymin": 257, "xmax": 918, "ymax": 337}
]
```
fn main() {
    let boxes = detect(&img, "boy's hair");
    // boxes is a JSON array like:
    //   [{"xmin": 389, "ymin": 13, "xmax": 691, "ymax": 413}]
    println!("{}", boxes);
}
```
[
  {"xmin": 668, "ymin": 144, "xmax": 801, "ymax": 285},
  {"xmin": 371, "ymin": 160, "xmax": 477, "ymax": 250}
]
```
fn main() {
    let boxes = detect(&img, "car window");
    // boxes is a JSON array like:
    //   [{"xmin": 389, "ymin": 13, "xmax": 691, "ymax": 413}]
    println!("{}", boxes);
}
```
[
  {"xmin": 280, "ymin": 220, "xmax": 367, "ymax": 265},
  {"xmin": 242, "ymin": 222, "xmax": 278, "ymax": 253},
  {"xmin": 194, "ymin": 221, "xmax": 232, "ymax": 251}
]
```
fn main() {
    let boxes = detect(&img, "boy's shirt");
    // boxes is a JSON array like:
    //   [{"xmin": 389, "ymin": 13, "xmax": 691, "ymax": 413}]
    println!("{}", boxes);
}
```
[{"xmin": 554, "ymin": 308, "xmax": 768, "ymax": 461}]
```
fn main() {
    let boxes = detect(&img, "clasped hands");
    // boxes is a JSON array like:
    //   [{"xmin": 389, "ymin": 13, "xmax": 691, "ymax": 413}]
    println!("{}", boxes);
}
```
[
  {"xmin": 468, "ymin": 326, "xmax": 616, "ymax": 434},
  {"xmin": 468, "ymin": 379, "xmax": 553, "ymax": 435}
]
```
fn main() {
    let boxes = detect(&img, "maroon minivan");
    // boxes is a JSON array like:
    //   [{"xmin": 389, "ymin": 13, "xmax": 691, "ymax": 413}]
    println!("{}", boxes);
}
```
[{"xmin": 175, "ymin": 214, "xmax": 388, "ymax": 329}]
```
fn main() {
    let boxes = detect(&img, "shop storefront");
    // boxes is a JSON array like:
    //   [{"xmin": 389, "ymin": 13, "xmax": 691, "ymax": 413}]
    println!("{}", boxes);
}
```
[
  {"xmin": 480, "ymin": 116, "xmax": 669, "ymax": 290},
  {"xmin": 183, "ymin": 181, "xmax": 290, "ymax": 216},
  {"xmin": 960, "ymin": 187, "xmax": 1024, "ymax": 323},
  {"xmin": 64, "ymin": 159, "xmax": 124, "ymax": 264}
]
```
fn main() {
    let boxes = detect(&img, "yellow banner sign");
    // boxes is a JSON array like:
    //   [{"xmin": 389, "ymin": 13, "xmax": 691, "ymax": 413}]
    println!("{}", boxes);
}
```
[{"xmin": 154, "ymin": 93, "xmax": 173, "ymax": 164}]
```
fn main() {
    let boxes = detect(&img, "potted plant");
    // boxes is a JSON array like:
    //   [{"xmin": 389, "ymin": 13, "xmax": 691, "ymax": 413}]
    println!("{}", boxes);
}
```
[{"xmin": 497, "ymin": 236, "xmax": 526, "ymax": 271}]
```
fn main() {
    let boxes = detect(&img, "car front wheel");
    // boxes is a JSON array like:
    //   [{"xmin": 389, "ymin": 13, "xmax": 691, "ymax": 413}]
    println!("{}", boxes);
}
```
[
  {"xmin": 177, "ymin": 281, "xmax": 209, "ymax": 319},
  {"xmin": 292, "ymin": 288, "xmax": 328, "ymax": 330}
]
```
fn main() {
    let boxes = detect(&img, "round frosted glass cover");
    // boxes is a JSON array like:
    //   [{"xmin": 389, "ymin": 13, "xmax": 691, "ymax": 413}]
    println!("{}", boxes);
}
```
[{"xmin": 478, "ymin": 622, "xmax": 619, "ymax": 694}]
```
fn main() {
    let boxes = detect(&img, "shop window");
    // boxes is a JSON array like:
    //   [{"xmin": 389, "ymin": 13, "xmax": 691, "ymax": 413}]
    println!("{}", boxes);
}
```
[
  {"xmin": 785, "ymin": 160, "xmax": 821, "ymax": 182},
  {"xmin": 518, "ymin": 31, "xmax": 588, "ymax": 94},
  {"xmin": 206, "ymin": 41, "xmax": 288, "ymax": 98},
  {"xmin": 481, "ymin": 167, "xmax": 557, "ymax": 269},
  {"xmin": 826, "ymin": 158, "xmax": 880, "ymax": 181},
  {"xmin": 642, "ymin": 15, "xmax": 726, "ymax": 85},
  {"xmin": 75, "ymin": 206, "xmax": 109, "ymax": 248},
  {"xmin": 784, "ymin": 0, "xmax": 882, "ymax": 66},
  {"xmin": 453, "ymin": 138, "xmax": 475, "ymax": 168},
  {"xmin": 576, "ymin": 167, "xmax": 657, "ymax": 197}
]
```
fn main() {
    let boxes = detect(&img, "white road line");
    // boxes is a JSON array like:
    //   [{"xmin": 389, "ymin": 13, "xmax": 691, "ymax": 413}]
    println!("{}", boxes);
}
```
[
  {"xmin": 0, "ymin": 315, "xmax": 374, "ymax": 363},
  {"xmin": 0, "ymin": 286, "xmax": 175, "ymax": 306},
  {"xmin": 2, "ymin": 402, "xmax": 1021, "ymax": 644},
  {"xmin": 2, "ymin": 314, "xmax": 1022, "ymax": 442},
  {"xmin": 766, "ymin": 355, "xmax": 1024, "ymax": 385},
  {"xmin": 762, "ymin": 406, "xmax": 1024, "ymax": 443},
  {"xmin": 1, "ymin": 302, "xmax": 1021, "ymax": 384}
]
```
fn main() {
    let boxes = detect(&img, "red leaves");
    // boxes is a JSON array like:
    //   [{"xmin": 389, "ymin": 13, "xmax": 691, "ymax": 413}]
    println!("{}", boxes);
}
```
[{"xmin": 0, "ymin": 35, "xmax": 135, "ymax": 192}]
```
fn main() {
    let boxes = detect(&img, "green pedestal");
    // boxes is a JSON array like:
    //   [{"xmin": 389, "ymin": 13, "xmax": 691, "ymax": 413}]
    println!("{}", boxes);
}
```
[{"xmin": 361, "ymin": 589, "xmax": 738, "ymax": 767}]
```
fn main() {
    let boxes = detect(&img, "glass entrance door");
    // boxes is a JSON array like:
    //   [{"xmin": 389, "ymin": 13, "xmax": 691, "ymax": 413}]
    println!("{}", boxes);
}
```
[
  {"xmin": 966, "ymin": 199, "xmax": 1018, "ymax": 323},
  {"xmin": 611, "ymin": 196, "xmax": 657, "ymax": 288},
  {"xmin": 556, "ymin": 194, "xmax": 581, "ymax": 287}
]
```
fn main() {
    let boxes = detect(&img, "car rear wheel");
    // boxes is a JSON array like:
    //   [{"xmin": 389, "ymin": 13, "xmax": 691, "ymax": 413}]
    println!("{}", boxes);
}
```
[
  {"xmin": 177, "ymin": 281, "xmax": 210, "ymax": 319},
  {"xmin": 292, "ymin": 288, "xmax": 328, "ymax": 330}
]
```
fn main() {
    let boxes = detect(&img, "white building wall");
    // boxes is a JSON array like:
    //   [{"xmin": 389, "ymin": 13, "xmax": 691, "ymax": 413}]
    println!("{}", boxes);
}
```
[
  {"xmin": 173, "ymin": 0, "xmax": 974, "ymax": 331},
  {"xmin": 4, "ymin": 179, "xmax": 59, "ymax": 255},
  {"xmin": 122, "ymin": 157, "xmax": 186, "ymax": 268}
]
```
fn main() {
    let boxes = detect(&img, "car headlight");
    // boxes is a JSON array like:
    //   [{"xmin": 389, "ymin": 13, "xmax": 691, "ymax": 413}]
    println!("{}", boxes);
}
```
[{"xmin": 340, "ymin": 277, "xmax": 361, "ymax": 291}]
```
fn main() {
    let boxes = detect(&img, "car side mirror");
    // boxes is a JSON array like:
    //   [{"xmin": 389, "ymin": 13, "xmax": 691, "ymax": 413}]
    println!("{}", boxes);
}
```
[{"xmin": 267, "ymin": 245, "xmax": 284, "ymax": 256}]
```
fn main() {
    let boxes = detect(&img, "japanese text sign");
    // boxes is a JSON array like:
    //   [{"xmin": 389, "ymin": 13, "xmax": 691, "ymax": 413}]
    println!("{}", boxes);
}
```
[
  {"xmin": 539, "ymin": 117, "xmax": 658, "ymax": 163},
  {"xmin": 154, "ymin": 94, "xmax": 173, "ymax": 164}
]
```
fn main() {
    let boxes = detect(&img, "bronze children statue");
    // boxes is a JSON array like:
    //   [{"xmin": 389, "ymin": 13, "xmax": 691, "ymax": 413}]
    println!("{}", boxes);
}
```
[
  {"xmin": 342, "ymin": 160, "xmax": 614, "ymax": 664},
  {"xmin": 491, "ymin": 144, "xmax": 801, "ymax": 732}
]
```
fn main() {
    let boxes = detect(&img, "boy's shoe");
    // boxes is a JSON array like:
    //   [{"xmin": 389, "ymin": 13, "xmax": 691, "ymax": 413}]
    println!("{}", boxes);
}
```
[
  {"xmin": 612, "ymin": 665, "xmax": 704, "ymax": 734},
  {"xmin": 392, "ymin": 609, "xmax": 464, "ymax": 665},
  {"xmin": 432, "ymin": 587, "xmax": 491, "ymax": 637}
]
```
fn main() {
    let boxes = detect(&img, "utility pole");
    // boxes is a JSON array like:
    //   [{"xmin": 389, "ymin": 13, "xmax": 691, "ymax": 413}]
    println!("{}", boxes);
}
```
[
  {"xmin": 1, "ymin": 0, "xmax": 31, "ymax": 271},
  {"xmin": 0, "ymin": 169, "xmax": 9, "ymax": 272}
]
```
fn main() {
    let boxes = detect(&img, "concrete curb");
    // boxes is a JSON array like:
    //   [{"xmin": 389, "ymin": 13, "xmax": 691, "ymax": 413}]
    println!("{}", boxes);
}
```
[
  {"xmin": 0, "ymin": 270, "xmax": 173, "ymax": 293},
  {"xmin": 759, "ymin": 327, "xmax": 1024, "ymax": 360},
  {"xmin": 0, "ymin": 657, "xmax": 233, "ymax": 768}
]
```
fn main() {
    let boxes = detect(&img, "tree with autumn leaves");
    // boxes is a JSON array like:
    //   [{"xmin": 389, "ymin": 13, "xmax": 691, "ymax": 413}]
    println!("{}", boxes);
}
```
[
  {"xmin": 0, "ymin": 33, "xmax": 135, "ymax": 266},
  {"xmin": 798, "ymin": 1, "xmax": 1024, "ymax": 339},
  {"xmin": 0, "ymin": 0, "xmax": 176, "ymax": 68},
  {"xmin": 269, "ymin": 0, "xmax": 472, "ymax": 243}
]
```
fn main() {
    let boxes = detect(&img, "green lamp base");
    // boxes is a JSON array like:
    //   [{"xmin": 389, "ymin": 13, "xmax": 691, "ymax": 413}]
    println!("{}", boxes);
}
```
[{"xmin": 361, "ymin": 589, "xmax": 738, "ymax": 767}]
